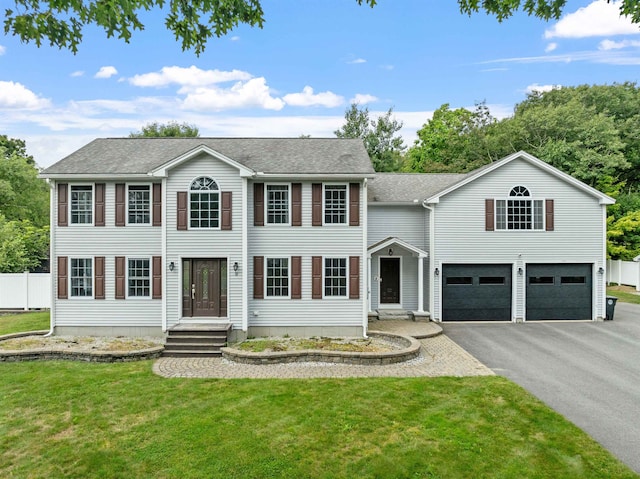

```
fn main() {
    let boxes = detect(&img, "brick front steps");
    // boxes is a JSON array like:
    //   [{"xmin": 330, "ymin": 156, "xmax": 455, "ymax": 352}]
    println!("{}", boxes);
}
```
[{"xmin": 221, "ymin": 332, "xmax": 421, "ymax": 365}]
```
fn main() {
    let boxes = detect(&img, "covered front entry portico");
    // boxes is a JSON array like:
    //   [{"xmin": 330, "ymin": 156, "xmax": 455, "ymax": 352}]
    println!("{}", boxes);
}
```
[{"xmin": 367, "ymin": 237, "xmax": 429, "ymax": 319}]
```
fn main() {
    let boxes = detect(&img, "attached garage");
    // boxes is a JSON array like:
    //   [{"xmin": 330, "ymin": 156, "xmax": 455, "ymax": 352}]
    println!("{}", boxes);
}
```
[
  {"xmin": 526, "ymin": 264, "xmax": 592, "ymax": 320},
  {"xmin": 442, "ymin": 264, "xmax": 512, "ymax": 321}
]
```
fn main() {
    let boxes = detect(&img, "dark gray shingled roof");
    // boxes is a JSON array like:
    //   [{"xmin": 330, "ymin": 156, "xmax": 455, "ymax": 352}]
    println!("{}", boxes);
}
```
[
  {"xmin": 368, "ymin": 173, "xmax": 467, "ymax": 203},
  {"xmin": 42, "ymin": 138, "xmax": 375, "ymax": 176}
]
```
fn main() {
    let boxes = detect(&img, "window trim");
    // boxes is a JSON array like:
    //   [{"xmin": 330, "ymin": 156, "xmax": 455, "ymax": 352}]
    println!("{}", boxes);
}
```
[
  {"xmin": 188, "ymin": 175, "xmax": 221, "ymax": 230},
  {"xmin": 494, "ymin": 186, "xmax": 546, "ymax": 232},
  {"xmin": 322, "ymin": 183, "xmax": 349, "ymax": 226},
  {"xmin": 322, "ymin": 256, "xmax": 349, "ymax": 299},
  {"xmin": 126, "ymin": 256, "xmax": 152, "ymax": 299},
  {"xmin": 265, "ymin": 256, "xmax": 291, "ymax": 299},
  {"xmin": 126, "ymin": 184, "xmax": 152, "ymax": 226},
  {"xmin": 69, "ymin": 257, "xmax": 94, "ymax": 299},
  {"xmin": 69, "ymin": 184, "xmax": 94, "ymax": 226},
  {"xmin": 265, "ymin": 183, "xmax": 291, "ymax": 226}
]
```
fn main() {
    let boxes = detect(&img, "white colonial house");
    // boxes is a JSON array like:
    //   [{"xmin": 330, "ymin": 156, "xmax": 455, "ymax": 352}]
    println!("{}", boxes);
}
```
[{"xmin": 41, "ymin": 140, "xmax": 614, "ymax": 345}]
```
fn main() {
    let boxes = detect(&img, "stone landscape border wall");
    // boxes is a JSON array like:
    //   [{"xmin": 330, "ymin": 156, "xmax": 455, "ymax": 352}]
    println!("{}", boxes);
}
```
[{"xmin": 221, "ymin": 331, "xmax": 421, "ymax": 365}]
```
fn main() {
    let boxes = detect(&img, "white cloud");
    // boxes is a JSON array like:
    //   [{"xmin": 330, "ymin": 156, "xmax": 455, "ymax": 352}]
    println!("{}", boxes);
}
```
[
  {"xmin": 283, "ymin": 86, "xmax": 344, "ymax": 108},
  {"xmin": 181, "ymin": 77, "xmax": 285, "ymax": 111},
  {"xmin": 0, "ymin": 81, "xmax": 50, "ymax": 109},
  {"xmin": 230, "ymin": 36, "xmax": 240, "ymax": 41},
  {"xmin": 480, "ymin": 67, "xmax": 508, "ymax": 72},
  {"xmin": 380, "ymin": 64, "xmax": 394, "ymax": 70},
  {"xmin": 545, "ymin": 42, "xmax": 558, "ymax": 53},
  {"xmin": 70, "ymin": 71, "xmax": 84, "ymax": 77},
  {"xmin": 525, "ymin": 83, "xmax": 562, "ymax": 94},
  {"xmin": 480, "ymin": 49, "xmax": 640, "ymax": 65},
  {"xmin": 545, "ymin": 0, "xmax": 639, "ymax": 38},
  {"xmin": 0, "ymin": 46, "xmax": 6, "ymax": 56},
  {"xmin": 129, "ymin": 65, "xmax": 252, "ymax": 88},
  {"xmin": 347, "ymin": 58, "xmax": 366, "ymax": 64},
  {"xmin": 349, "ymin": 93, "xmax": 378, "ymax": 104},
  {"xmin": 599, "ymin": 39, "xmax": 640, "ymax": 50},
  {"xmin": 95, "ymin": 66, "xmax": 118, "ymax": 79}
]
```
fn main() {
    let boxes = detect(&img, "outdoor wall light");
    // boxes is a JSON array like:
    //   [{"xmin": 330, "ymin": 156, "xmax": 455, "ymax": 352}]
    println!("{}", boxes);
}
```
[
  {"xmin": 388, "ymin": 248, "xmax": 394, "ymax": 256},
  {"xmin": 233, "ymin": 262, "xmax": 239, "ymax": 274},
  {"xmin": 518, "ymin": 267, "xmax": 523, "ymax": 275},
  {"xmin": 598, "ymin": 267, "xmax": 605, "ymax": 275},
  {"xmin": 169, "ymin": 261, "xmax": 175, "ymax": 272},
  {"xmin": 434, "ymin": 267, "xmax": 439, "ymax": 276}
]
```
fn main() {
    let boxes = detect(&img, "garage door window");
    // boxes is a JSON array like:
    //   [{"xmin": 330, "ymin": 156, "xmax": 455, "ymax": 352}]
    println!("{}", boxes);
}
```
[
  {"xmin": 529, "ymin": 276, "xmax": 554, "ymax": 284},
  {"xmin": 479, "ymin": 277, "xmax": 505, "ymax": 285},
  {"xmin": 561, "ymin": 276, "xmax": 586, "ymax": 284},
  {"xmin": 446, "ymin": 277, "xmax": 472, "ymax": 285}
]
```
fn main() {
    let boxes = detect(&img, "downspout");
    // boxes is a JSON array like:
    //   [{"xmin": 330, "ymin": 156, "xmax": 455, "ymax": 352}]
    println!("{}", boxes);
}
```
[
  {"xmin": 422, "ymin": 200, "xmax": 436, "ymax": 321},
  {"xmin": 44, "ymin": 179, "xmax": 55, "ymax": 337},
  {"xmin": 362, "ymin": 178, "xmax": 368, "ymax": 338}
]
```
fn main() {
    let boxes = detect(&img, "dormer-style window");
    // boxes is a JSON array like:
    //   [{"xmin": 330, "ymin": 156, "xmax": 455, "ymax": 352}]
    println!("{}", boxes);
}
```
[
  {"xmin": 497, "ymin": 186, "xmax": 543, "ymax": 230},
  {"xmin": 190, "ymin": 176, "xmax": 220, "ymax": 229}
]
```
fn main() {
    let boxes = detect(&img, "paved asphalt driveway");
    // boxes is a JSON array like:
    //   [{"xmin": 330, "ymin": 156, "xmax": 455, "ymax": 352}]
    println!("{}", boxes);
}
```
[{"xmin": 441, "ymin": 302, "xmax": 640, "ymax": 474}]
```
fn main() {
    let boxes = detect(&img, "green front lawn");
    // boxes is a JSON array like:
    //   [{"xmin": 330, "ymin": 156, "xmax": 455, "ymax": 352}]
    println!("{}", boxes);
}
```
[
  {"xmin": 0, "ymin": 361, "xmax": 635, "ymax": 478},
  {"xmin": 0, "ymin": 311, "xmax": 49, "ymax": 335},
  {"xmin": 607, "ymin": 286, "xmax": 640, "ymax": 305}
]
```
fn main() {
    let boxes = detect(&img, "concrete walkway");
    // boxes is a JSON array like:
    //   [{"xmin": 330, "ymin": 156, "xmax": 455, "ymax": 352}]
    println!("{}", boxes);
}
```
[{"xmin": 153, "ymin": 320, "xmax": 492, "ymax": 379}]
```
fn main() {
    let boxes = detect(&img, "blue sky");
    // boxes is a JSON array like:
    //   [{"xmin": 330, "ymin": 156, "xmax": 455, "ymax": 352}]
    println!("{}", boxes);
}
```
[{"xmin": 1, "ymin": 0, "xmax": 639, "ymax": 168}]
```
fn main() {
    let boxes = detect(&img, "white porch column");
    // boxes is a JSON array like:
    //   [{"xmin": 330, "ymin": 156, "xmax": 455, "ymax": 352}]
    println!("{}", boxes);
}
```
[
  {"xmin": 367, "ymin": 255, "xmax": 372, "ymax": 312},
  {"xmin": 417, "ymin": 254, "xmax": 425, "ymax": 313}
]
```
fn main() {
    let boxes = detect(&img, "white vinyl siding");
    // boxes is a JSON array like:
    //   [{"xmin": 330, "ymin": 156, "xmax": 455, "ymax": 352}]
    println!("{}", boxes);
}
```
[
  {"xmin": 53, "ymin": 182, "xmax": 162, "ymax": 328},
  {"xmin": 248, "ymin": 181, "xmax": 364, "ymax": 328},
  {"xmin": 368, "ymin": 205, "xmax": 429, "ymax": 311},
  {"xmin": 432, "ymin": 158, "xmax": 605, "ymax": 321},
  {"xmin": 166, "ymin": 155, "xmax": 243, "ymax": 329}
]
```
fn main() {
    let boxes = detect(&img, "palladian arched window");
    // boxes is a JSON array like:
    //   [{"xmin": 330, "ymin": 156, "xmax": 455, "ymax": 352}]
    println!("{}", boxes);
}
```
[
  {"xmin": 190, "ymin": 176, "xmax": 220, "ymax": 228},
  {"xmin": 496, "ymin": 186, "xmax": 544, "ymax": 230}
]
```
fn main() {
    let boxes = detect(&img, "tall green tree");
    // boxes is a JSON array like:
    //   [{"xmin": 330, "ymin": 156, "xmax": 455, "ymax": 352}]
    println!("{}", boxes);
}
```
[
  {"xmin": 334, "ymin": 104, "xmax": 405, "ymax": 172},
  {"xmin": 405, "ymin": 102, "xmax": 497, "ymax": 173},
  {"xmin": 0, "ymin": 141, "xmax": 50, "ymax": 272},
  {"xmin": 12, "ymin": 0, "xmax": 634, "ymax": 54},
  {"xmin": 0, "ymin": 146, "xmax": 49, "ymax": 227},
  {"xmin": 129, "ymin": 121, "xmax": 200, "ymax": 138}
]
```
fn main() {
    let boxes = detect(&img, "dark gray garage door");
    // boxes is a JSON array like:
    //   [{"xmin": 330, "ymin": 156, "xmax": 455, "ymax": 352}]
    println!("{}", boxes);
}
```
[
  {"xmin": 442, "ymin": 264, "xmax": 512, "ymax": 321},
  {"xmin": 526, "ymin": 264, "xmax": 592, "ymax": 320}
]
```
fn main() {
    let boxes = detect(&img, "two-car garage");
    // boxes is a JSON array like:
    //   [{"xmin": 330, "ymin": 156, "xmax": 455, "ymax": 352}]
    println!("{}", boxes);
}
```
[{"xmin": 441, "ymin": 263, "xmax": 593, "ymax": 321}]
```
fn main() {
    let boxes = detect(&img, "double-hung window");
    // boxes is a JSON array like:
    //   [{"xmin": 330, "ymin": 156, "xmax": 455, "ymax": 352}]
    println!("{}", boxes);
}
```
[
  {"xmin": 266, "ymin": 185, "xmax": 289, "ymax": 224},
  {"xmin": 496, "ymin": 186, "xmax": 544, "ymax": 230},
  {"xmin": 324, "ymin": 257, "xmax": 347, "ymax": 297},
  {"xmin": 70, "ymin": 258, "xmax": 93, "ymax": 297},
  {"xmin": 266, "ymin": 257, "xmax": 289, "ymax": 297},
  {"xmin": 324, "ymin": 184, "xmax": 347, "ymax": 224},
  {"xmin": 190, "ymin": 176, "xmax": 220, "ymax": 229},
  {"xmin": 128, "ymin": 258, "xmax": 150, "ymax": 298},
  {"xmin": 70, "ymin": 185, "xmax": 93, "ymax": 224},
  {"xmin": 128, "ymin": 185, "xmax": 150, "ymax": 224}
]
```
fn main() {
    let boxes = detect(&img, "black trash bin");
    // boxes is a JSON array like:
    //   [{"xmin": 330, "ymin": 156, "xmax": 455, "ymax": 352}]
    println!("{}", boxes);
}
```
[{"xmin": 605, "ymin": 296, "xmax": 618, "ymax": 321}]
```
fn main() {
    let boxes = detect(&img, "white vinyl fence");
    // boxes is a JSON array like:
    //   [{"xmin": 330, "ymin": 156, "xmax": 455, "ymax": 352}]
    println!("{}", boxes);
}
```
[
  {"xmin": 607, "ymin": 259, "xmax": 640, "ymax": 291},
  {"xmin": 0, "ymin": 272, "xmax": 50, "ymax": 310}
]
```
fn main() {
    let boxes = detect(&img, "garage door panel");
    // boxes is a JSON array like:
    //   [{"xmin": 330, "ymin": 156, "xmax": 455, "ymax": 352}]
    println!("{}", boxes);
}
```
[
  {"xmin": 443, "ymin": 264, "xmax": 512, "ymax": 321},
  {"xmin": 526, "ymin": 264, "xmax": 592, "ymax": 321}
]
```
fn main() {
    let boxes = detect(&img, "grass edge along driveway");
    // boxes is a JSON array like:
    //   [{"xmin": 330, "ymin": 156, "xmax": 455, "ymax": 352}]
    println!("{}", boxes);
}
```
[{"xmin": 1, "ymin": 360, "xmax": 636, "ymax": 479}]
